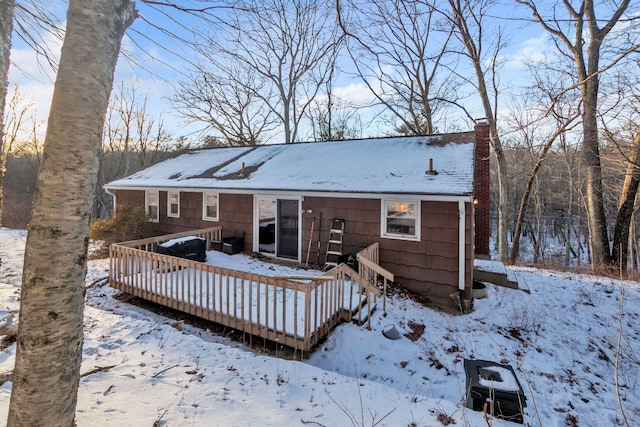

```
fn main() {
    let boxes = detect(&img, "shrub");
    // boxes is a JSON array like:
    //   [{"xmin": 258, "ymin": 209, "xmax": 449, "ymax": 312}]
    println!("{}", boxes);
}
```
[{"xmin": 89, "ymin": 204, "xmax": 156, "ymax": 247}]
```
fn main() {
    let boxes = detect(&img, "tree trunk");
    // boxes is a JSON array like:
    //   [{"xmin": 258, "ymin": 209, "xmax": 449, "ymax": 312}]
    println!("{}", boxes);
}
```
[
  {"xmin": 7, "ymin": 1, "xmax": 136, "ymax": 426},
  {"xmin": 631, "ymin": 213, "xmax": 639, "ymax": 273},
  {"xmin": 0, "ymin": 0, "xmax": 15, "ymax": 226},
  {"xmin": 611, "ymin": 129, "xmax": 640, "ymax": 272},
  {"xmin": 510, "ymin": 127, "xmax": 564, "ymax": 263},
  {"xmin": 448, "ymin": 0, "xmax": 509, "ymax": 261},
  {"xmin": 565, "ymin": 178, "xmax": 574, "ymax": 266},
  {"xmin": 516, "ymin": 0, "xmax": 633, "ymax": 270},
  {"xmin": 582, "ymin": 71, "xmax": 612, "ymax": 268},
  {"xmin": 494, "ymin": 138, "xmax": 510, "ymax": 262}
]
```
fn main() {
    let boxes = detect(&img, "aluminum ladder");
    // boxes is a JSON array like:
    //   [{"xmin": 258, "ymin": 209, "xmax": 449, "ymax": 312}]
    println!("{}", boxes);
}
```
[{"xmin": 323, "ymin": 218, "xmax": 345, "ymax": 270}]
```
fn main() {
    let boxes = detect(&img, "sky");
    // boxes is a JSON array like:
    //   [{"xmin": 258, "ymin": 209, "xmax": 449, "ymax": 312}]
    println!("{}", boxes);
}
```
[
  {"xmin": 1, "ymin": 227, "xmax": 640, "ymax": 425},
  {"xmin": 7, "ymin": 1, "xmax": 639, "ymax": 145},
  {"xmin": 6, "ymin": 1, "xmax": 561, "ymax": 145}
]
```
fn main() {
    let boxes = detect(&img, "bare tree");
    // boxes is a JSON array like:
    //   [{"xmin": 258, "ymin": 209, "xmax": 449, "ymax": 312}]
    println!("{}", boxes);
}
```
[
  {"xmin": 517, "ymin": 0, "xmax": 640, "ymax": 269},
  {"xmin": 307, "ymin": 95, "xmax": 362, "ymax": 141},
  {"xmin": 507, "ymin": 69, "xmax": 582, "ymax": 263},
  {"xmin": 339, "ymin": 0, "xmax": 459, "ymax": 135},
  {"xmin": 0, "ymin": 0, "xmax": 65, "ymax": 225},
  {"xmin": 445, "ymin": 0, "xmax": 510, "ymax": 260},
  {"xmin": 604, "ymin": 64, "xmax": 640, "ymax": 271},
  {"xmin": 0, "ymin": 86, "xmax": 43, "ymax": 227},
  {"xmin": 174, "ymin": 62, "xmax": 275, "ymax": 145},
  {"xmin": 305, "ymin": 63, "xmax": 362, "ymax": 141},
  {"xmin": 0, "ymin": 0, "xmax": 14, "ymax": 226},
  {"xmin": 2, "ymin": 85, "xmax": 32, "ymax": 156},
  {"xmin": 97, "ymin": 80, "xmax": 170, "ymax": 218},
  {"xmin": 106, "ymin": 80, "xmax": 137, "ymax": 176},
  {"xmin": 7, "ymin": 1, "xmax": 136, "ymax": 425},
  {"xmin": 611, "ymin": 128, "xmax": 640, "ymax": 271},
  {"xmin": 184, "ymin": 0, "xmax": 341, "ymax": 144}
]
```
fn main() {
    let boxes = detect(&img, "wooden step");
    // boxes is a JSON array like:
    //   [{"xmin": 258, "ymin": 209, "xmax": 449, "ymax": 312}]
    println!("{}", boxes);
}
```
[{"xmin": 351, "ymin": 300, "xmax": 377, "ymax": 325}]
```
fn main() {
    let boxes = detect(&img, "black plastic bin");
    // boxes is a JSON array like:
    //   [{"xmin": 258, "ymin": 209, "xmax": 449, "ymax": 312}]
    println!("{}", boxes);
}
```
[{"xmin": 464, "ymin": 359, "xmax": 527, "ymax": 423}]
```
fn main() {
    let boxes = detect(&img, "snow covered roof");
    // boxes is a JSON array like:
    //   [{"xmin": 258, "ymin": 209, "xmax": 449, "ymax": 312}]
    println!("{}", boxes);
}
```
[{"xmin": 105, "ymin": 132, "xmax": 476, "ymax": 196}]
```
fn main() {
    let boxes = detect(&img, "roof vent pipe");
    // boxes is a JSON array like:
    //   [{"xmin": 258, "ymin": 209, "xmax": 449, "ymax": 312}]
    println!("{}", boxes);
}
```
[{"xmin": 426, "ymin": 158, "xmax": 438, "ymax": 175}]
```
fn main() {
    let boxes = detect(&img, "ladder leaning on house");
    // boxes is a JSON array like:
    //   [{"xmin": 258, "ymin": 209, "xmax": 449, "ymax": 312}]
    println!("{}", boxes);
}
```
[{"xmin": 323, "ymin": 218, "xmax": 345, "ymax": 270}]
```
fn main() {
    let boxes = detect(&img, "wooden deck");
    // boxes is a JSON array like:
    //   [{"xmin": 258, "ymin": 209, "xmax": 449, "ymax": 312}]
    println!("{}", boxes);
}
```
[{"xmin": 109, "ymin": 227, "xmax": 385, "ymax": 352}]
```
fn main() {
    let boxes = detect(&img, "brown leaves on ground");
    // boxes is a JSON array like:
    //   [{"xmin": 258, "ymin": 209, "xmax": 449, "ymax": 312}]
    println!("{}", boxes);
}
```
[{"xmin": 404, "ymin": 321, "xmax": 425, "ymax": 342}]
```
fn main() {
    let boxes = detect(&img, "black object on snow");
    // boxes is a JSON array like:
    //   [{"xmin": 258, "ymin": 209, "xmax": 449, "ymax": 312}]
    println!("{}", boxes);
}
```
[
  {"xmin": 222, "ymin": 230, "xmax": 244, "ymax": 255},
  {"xmin": 464, "ymin": 359, "xmax": 527, "ymax": 423},
  {"xmin": 155, "ymin": 236, "xmax": 207, "ymax": 262},
  {"xmin": 212, "ymin": 230, "xmax": 245, "ymax": 255}
]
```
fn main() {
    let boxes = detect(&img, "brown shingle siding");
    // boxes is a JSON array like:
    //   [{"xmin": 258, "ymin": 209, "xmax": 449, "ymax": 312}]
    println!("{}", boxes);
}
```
[{"xmin": 112, "ymin": 190, "xmax": 474, "ymax": 311}]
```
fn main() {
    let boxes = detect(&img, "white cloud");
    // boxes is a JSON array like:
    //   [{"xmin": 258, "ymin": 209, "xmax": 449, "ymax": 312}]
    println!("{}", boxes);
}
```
[
  {"xmin": 503, "ymin": 33, "xmax": 549, "ymax": 70},
  {"xmin": 333, "ymin": 81, "xmax": 376, "ymax": 106}
]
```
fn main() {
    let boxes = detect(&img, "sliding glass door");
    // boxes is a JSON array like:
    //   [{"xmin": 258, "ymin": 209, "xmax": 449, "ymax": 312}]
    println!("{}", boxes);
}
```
[{"xmin": 256, "ymin": 196, "xmax": 299, "ymax": 260}]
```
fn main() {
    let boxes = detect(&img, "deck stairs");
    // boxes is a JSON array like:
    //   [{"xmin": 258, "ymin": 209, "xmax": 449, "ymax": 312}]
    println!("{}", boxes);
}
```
[
  {"xmin": 323, "ymin": 219, "xmax": 345, "ymax": 270},
  {"xmin": 349, "ymin": 298, "xmax": 377, "ymax": 325}
]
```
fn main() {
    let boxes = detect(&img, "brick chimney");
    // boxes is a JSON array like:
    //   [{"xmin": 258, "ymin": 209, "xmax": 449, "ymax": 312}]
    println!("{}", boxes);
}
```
[{"xmin": 474, "ymin": 119, "xmax": 491, "ymax": 258}]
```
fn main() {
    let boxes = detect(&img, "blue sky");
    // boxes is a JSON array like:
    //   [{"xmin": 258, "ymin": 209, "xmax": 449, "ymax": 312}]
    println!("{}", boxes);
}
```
[{"xmin": 8, "ymin": 1, "xmax": 634, "ymax": 144}]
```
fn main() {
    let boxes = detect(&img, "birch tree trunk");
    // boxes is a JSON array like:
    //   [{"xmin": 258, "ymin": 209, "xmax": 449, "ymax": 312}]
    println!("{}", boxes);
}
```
[
  {"xmin": 7, "ymin": 1, "xmax": 136, "ymax": 426},
  {"xmin": 0, "ymin": 0, "xmax": 14, "ymax": 226}
]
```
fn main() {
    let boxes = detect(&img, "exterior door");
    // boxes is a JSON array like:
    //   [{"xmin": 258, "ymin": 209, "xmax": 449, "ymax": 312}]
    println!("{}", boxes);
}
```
[
  {"xmin": 277, "ymin": 199, "xmax": 299, "ymax": 259},
  {"xmin": 255, "ymin": 196, "xmax": 299, "ymax": 260},
  {"xmin": 257, "ymin": 197, "xmax": 276, "ymax": 254}
]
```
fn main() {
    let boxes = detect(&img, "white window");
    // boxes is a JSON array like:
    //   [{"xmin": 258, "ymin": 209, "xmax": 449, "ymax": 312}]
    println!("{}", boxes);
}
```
[
  {"xmin": 167, "ymin": 191, "xmax": 180, "ymax": 218},
  {"xmin": 146, "ymin": 190, "xmax": 159, "ymax": 223},
  {"xmin": 381, "ymin": 200, "xmax": 420, "ymax": 241},
  {"xmin": 202, "ymin": 192, "xmax": 219, "ymax": 221}
]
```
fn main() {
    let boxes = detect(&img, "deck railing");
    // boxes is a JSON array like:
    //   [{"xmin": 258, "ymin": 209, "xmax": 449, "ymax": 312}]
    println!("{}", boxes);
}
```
[
  {"xmin": 109, "ymin": 228, "xmax": 381, "ymax": 352},
  {"xmin": 356, "ymin": 242, "xmax": 394, "ymax": 312},
  {"xmin": 115, "ymin": 226, "xmax": 223, "ymax": 252}
]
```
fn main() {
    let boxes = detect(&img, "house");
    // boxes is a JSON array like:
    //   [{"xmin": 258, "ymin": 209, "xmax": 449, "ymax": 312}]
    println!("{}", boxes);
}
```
[{"xmin": 105, "ymin": 121, "xmax": 490, "ymax": 311}]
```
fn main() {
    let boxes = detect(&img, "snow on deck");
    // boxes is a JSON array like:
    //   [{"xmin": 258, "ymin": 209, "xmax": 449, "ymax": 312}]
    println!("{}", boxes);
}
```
[{"xmin": 116, "ymin": 250, "xmax": 367, "ymax": 340}]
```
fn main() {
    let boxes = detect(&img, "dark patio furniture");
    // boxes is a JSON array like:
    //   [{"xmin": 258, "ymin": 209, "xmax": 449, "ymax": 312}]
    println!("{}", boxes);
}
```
[
  {"xmin": 211, "ymin": 239, "xmax": 223, "ymax": 252},
  {"xmin": 219, "ymin": 230, "xmax": 244, "ymax": 254}
]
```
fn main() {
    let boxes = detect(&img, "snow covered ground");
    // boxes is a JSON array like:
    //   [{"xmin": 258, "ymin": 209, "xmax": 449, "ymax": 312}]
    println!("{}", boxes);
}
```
[{"xmin": 1, "ymin": 227, "xmax": 639, "ymax": 426}]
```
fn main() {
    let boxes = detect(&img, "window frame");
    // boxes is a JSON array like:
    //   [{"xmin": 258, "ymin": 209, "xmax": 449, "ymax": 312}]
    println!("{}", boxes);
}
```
[
  {"xmin": 202, "ymin": 192, "xmax": 219, "ymax": 221},
  {"xmin": 380, "ymin": 199, "xmax": 420, "ymax": 241},
  {"xmin": 145, "ymin": 190, "xmax": 159, "ymax": 223},
  {"xmin": 167, "ymin": 191, "xmax": 180, "ymax": 218}
]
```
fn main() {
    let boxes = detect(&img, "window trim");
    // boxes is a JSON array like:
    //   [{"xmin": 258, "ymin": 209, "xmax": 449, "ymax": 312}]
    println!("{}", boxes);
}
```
[
  {"xmin": 380, "ymin": 199, "xmax": 420, "ymax": 241},
  {"xmin": 202, "ymin": 191, "xmax": 219, "ymax": 221},
  {"xmin": 167, "ymin": 191, "xmax": 180, "ymax": 218},
  {"xmin": 145, "ymin": 190, "xmax": 159, "ymax": 223}
]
